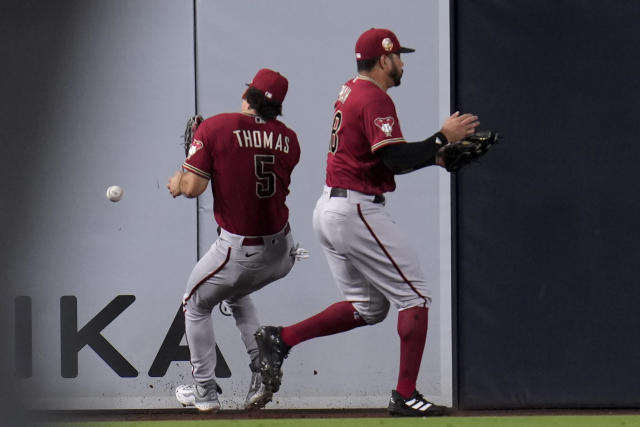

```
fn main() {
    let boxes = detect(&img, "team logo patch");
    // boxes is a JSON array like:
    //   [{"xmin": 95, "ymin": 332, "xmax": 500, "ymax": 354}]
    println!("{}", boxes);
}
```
[
  {"xmin": 374, "ymin": 117, "xmax": 395, "ymax": 137},
  {"xmin": 382, "ymin": 37, "xmax": 394, "ymax": 52},
  {"xmin": 187, "ymin": 140, "xmax": 203, "ymax": 158}
]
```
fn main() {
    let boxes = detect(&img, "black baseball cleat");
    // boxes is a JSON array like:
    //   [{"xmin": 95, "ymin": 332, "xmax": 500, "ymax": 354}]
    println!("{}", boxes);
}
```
[
  {"xmin": 388, "ymin": 389, "xmax": 447, "ymax": 417},
  {"xmin": 254, "ymin": 326, "xmax": 291, "ymax": 393}
]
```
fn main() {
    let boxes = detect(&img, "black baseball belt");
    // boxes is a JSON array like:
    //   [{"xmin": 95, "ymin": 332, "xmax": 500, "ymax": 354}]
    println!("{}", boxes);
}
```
[
  {"xmin": 242, "ymin": 223, "xmax": 291, "ymax": 246},
  {"xmin": 329, "ymin": 187, "xmax": 385, "ymax": 204}
]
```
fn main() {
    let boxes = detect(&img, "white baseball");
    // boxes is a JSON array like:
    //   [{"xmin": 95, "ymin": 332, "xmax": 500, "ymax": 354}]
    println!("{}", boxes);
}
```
[{"xmin": 106, "ymin": 185, "xmax": 124, "ymax": 202}]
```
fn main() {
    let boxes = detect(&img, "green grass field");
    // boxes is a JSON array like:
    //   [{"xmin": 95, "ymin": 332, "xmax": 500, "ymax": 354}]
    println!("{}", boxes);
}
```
[{"xmin": 48, "ymin": 415, "xmax": 640, "ymax": 427}]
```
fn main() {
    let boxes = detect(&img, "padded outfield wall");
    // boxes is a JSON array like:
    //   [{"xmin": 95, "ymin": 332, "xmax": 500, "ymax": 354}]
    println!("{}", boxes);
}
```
[{"xmin": 452, "ymin": 0, "xmax": 640, "ymax": 409}]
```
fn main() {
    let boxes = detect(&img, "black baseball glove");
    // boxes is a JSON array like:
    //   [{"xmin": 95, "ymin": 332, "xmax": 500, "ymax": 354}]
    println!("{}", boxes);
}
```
[
  {"xmin": 183, "ymin": 114, "xmax": 203, "ymax": 157},
  {"xmin": 438, "ymin": 131, "xmax": 500, "ymax": 172}
]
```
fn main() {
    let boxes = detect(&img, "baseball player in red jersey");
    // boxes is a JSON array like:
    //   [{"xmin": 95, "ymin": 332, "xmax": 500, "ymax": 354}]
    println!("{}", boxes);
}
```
[
  {"xmin": 255, "ymin": 29, "xmax": 479, "ymax": 416},
  {"xmin": 167, "ymin": 68, "xmax": 301, "ymax": 412}
]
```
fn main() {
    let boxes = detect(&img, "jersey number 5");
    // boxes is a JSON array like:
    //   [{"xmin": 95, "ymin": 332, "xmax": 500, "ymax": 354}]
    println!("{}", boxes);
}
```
[
  {"xmin": 329, "ymin": 110, "xmax": 342, "ymax": 154},
  {"xmin": 254, "ymin": 154, "xmax": 276, "ymax": 198}
]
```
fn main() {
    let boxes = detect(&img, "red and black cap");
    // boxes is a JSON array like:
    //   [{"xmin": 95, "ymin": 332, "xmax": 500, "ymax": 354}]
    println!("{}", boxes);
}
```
[
  {"xmin": 246, "ymin": 68, "xmax": 288, "ymax": 104},
  {"xmin": 355, "ymin": 28, "xmax": 415, "ymax": 61}
]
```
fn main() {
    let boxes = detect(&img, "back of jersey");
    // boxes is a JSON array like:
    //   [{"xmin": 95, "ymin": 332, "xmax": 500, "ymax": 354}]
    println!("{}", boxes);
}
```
[{"xmin": 183, "ymin": 112, "xmax": 300, "ymax": 236}]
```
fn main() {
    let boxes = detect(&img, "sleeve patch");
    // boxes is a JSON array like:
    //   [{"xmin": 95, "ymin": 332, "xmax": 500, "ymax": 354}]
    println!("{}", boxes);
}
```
[
  {"xmin": 187, "ymin": 139, "xmax": 204, "ymax": 159},
  {"xmin": 374, "ymin": 117, "xmax": 395, "ymax": 137}
]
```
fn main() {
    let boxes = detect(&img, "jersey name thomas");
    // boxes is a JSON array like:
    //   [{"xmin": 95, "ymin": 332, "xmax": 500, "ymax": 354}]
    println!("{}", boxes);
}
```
[
  {"xmin": 183, "ymin": 112, "xmax": 300, "ymax": 236},
  {"xmin": 232, "ymin": 129, "xmax": 291, "ymax": 153}
]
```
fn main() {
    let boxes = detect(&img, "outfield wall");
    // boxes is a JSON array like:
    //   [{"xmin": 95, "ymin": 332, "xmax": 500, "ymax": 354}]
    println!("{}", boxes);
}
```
[{"xmin": 452, "ymin": 0, "xmax": 640, "ymax": 409}]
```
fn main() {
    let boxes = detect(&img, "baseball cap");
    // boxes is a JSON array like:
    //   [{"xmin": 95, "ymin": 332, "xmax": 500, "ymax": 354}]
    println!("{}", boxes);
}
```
[
  {"xmin": 246, "ymin": 68, "xmax": 288, "ymax": 104},
  {"xmin": 355, "ymin": 28, "xmax": 415, "ymax": 61}
]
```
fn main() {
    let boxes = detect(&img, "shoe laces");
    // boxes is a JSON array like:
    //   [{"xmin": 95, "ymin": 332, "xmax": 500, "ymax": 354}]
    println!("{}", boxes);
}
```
[{"xmin": 408, "ymin": 390, "xmax": 430, "ymax": 405}]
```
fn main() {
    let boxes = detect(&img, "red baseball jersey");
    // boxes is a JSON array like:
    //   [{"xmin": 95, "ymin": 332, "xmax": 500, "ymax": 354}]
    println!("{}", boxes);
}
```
[
  {"xmin": 325, "ymin": 75, "xmax": 406, "ymax": 195},
  {"xmin": 183, "ymin": 112, "xmax": 300, "ymax": 236}
]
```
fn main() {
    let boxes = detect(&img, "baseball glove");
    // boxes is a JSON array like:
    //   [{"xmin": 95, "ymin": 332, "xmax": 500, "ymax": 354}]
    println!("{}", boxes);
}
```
[
  {"xmin": 183, "ymin": 114, "xmax": 203, "ymax": 157},
  {"xmin": 439, "ymin": 131, "xmax": 500, "ymax": 172}
]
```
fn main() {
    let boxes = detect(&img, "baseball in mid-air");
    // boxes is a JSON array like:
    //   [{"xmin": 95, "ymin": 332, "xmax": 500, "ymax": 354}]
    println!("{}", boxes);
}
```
[{"xmin": 106, "ymin": 185, "xmax": 124, "ymax": 202}]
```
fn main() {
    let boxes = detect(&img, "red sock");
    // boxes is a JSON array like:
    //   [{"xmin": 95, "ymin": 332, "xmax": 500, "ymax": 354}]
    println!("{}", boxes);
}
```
[
  {"xmin": 280, "ymin": 301, "xmax": 367, "ymax": 347},
  {"xmin": 396, "ymin": 306, "xmax": 429, "ymax": 398}
]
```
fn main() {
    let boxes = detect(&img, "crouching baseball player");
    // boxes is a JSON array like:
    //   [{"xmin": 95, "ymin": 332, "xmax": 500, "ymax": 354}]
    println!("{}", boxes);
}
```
[
  {"xmin": 255, "ymin": 28, "xmax": 485, "ymax": 416},
  {"xmin": 168, "ymin": 69, "xmax": 301, "ymax": 412}
]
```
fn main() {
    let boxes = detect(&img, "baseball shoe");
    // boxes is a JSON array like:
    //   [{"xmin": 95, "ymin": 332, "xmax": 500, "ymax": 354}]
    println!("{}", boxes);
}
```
[
  {"xmin": 388, "ymin": 389, "xmax": 447, "ymax": 417},
  {"xmin": 254, "ymin": 326, "xmax": 291, "ymax": 393},
  {"xmin": 175, "ymin": 381, "xmax": 222, "ymax": 412}
]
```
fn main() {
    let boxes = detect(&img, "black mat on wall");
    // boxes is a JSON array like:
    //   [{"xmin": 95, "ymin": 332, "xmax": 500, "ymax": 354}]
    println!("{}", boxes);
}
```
[{"xmin": 452, "ymin": 0, "xmax": 640, "ymax": 409}]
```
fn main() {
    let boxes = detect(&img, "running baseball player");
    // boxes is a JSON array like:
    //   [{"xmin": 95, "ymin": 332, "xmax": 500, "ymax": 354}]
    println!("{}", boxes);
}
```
[
  {"xmin": 255, "ymin": 28, "xmax": 479, "ymax": 416},
  {"xmin": 167, "ymin": 68, "xmax": 301, "ymax": 412}
]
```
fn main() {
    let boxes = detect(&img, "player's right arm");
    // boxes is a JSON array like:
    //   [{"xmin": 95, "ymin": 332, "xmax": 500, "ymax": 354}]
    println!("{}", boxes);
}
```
[
  {"xmin": 169, "ymin": 123, "xmax": 213, "ymax": 198},
  {"xmin": 167, "ymin": 170, "xmax": 209, "ymax": 198}
]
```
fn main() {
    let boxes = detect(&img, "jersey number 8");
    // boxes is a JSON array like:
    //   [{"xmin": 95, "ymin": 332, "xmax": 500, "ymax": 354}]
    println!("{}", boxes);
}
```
[{"xmin": 329, "ymin": 110, "xmax": 342, "ymax": 154}]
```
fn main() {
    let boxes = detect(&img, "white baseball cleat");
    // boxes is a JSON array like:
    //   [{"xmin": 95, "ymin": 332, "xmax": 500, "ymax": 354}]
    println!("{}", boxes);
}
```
[{"xmin": 175, "ymin": 383, "xmax": 221, "ymax": 412}]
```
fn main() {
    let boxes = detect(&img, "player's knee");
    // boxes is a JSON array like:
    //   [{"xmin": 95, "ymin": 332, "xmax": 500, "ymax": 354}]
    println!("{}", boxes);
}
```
[
  {"xmin": 183, "ymin": 296, "xmax": 211, "ymax": 318},
  {"xmin": 359, "ymin": 299, "xmax": 390, "ymax": 325}
]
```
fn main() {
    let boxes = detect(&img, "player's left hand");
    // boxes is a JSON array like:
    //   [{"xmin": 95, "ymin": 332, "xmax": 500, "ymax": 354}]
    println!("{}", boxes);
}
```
[
  {"xmin": 437, "ymin": 131, "xmax": 500, "ymax": 172},
  {"xmin": 167, "ymin": 170, "xmax": 183, "ymax": 197},
  {"xmin": 184, "ymin": 114, "xmax": 204, "ymax": 157}
]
